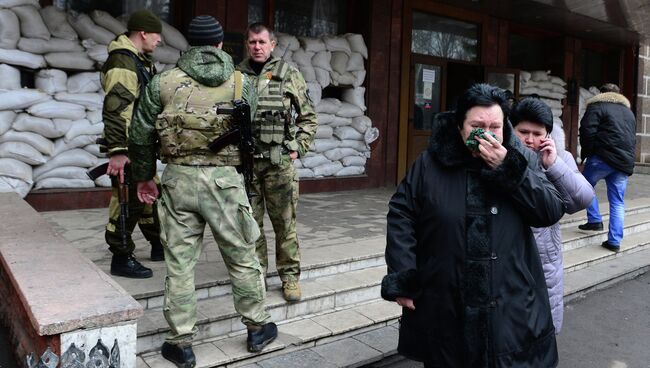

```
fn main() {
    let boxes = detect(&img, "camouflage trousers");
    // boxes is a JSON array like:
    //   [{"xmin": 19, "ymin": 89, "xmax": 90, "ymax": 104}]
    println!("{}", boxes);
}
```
[
  {"xmin": 105, "ymin": 173, "xmax": 161, "ymax": 256},
  {"xmin": 250, "ymin": 158, "xmax": 300, "ymax": 281},
  {"xmin": 157, "ymin": 164, "xmax": 270, "ymax": 344}
]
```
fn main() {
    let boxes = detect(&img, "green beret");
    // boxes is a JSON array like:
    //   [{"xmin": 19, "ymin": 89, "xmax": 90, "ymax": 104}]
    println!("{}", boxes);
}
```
[{"xmin": 127, "ymin": 10, "xmax": 162, "ymax": 33}]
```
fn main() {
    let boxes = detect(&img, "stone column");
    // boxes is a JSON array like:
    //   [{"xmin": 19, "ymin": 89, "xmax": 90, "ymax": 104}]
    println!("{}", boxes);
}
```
[{"xmin": 636, "ymin": 43, "xmax": 650, "ymax": 163}]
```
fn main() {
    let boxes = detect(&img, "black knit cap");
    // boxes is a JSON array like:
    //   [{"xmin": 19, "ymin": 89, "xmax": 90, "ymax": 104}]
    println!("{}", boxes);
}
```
[
  {"xmin": 187, "ymin": 15, "xmax": 224, "ymax": 46},
  {"xmin": 127, "ymin": 9, "xmax": 162, "ymax": 33}
]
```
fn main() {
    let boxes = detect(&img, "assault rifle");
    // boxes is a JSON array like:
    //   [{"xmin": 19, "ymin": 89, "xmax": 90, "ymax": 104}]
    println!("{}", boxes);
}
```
[
  {"xmin": 208, "ymin": 100, "xmax": 255, "ymax": 199},
  {"xmin": 87, "ymin": 161, "xmax": 130, "ymax": 249}
]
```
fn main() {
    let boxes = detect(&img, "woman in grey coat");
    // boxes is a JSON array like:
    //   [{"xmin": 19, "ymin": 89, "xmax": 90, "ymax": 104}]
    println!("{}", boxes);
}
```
[{"xmin": 511, "ymin": 97, "xmax": 595, "ymax": 334}]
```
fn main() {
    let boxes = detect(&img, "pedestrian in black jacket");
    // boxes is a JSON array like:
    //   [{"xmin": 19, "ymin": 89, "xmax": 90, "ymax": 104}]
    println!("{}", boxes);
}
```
[
  {"xmin": 578, "ymin": 83, "xmax": 636, "ymax": 252},
  {"xmin": 381, "ymin": 84, "xmax": 563, "ymax": 367}
]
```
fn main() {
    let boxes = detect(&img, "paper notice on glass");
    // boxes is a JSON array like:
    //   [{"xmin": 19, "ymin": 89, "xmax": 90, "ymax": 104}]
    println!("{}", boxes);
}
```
[
  {"xmin": 422, "ymin": 68, "xmax": 436, "ymax": 83},
  {"xmin": 423, "ymin": 83, "xmax": 433, "ymax": 99}
]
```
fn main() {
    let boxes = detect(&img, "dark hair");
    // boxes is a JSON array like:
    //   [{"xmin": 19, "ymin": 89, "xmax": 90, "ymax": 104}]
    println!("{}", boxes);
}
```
[
  {"xmin": 510, "ymin": 97, "xmax": 554, "ymax": 133},
  {"xmin": 454, "ymin": 83, "xmax": 508, "ymax": 128},
  {"xmin": 245, "ymin": 22, "xmax": 276, "ymax": 42},
  {"xmin": 599, "ymin": 83, "xmax": 620, "ymax": 93}
]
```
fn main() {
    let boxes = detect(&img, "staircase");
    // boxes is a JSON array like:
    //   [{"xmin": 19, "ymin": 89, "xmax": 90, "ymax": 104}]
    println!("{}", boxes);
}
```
[{"xmin": 133, "ymin": 198, "xmax": 650, "ymax": 368}]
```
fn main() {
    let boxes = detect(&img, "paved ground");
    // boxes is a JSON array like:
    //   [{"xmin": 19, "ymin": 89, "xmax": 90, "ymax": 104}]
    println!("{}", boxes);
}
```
[{"xmin": 369, "ymin": 272, "xmax": 650, "ymax": 368}]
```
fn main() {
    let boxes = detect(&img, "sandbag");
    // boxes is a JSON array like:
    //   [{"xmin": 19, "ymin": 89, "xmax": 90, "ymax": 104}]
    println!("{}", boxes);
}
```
[
  {"xmin": 330, "ymin": 51, "xmax": 349, "ymax": 74},
  {"xmin": 316, "ymin": 113, "xmax": 335, "ymax": 125},
  {"xmin": 152, "ymin": 45, "xmax": 181, "ymax": 65},
  {"xmin": 339, "ymin": 139, "xmax": 368, "ymax": 152},
  {"xmin": 28, "ymin": 100, "xmax": 86, "ymax": 120},
  {"xmin": 0, "ymin": 48, "xmax": 46, "ymax": 69},
  {"xmin": 315, "ymin": 98, "xmax": 341, "ymax": 114},
  {"xmin": 94, "ymin": 175, "xmax": 111, "ymax": 187},
  {"xmin": 353, "ymin": 70, "xmax": 366, "ymax": 87},
  {"xmin": 322, "ymin": 36, "xmax": 351, "ymax": 55},
  {"xmin": 292, "ymin": 49, "xmax": 315, "ymax": 67},
  {"xmin": 68, "ymin": 13, "xmax": 115, "ymax": 45},
  {"xmin": 51, "ymin": 134, "xmax": 96, "ymax": 156},
  {"xmin": 310, "ymin": 138, "xmax": 340, "ymax": 153},
  {"xmin": 346, "ymin": 52, "xmax": 364, "ymax": 72},
  {"xmin": 0, "ymin": 89, "xmax": 50, "ymax": 110},
  {"xmin": 0, "ymin": 129, "xmax": 53, "ymax": 155},
  {"xmin": 35, "ymin": 177, "xmax": 95, "ymax": 189},
  {"xmin": 0, "ymin": 111, "xmax": 16, "ymax": 135},
  {"xmin": 161, "ymin": 19, "xmax": 189, "ymax": 51},
  {"xmin": 329, "ymin": 116, "xmax": 352, "ymax": 127},
  {"xmin": 35, "ymin": 165, "xmax": 88, "ymax": 181},
  {"xmin": 331, "ymin": 71, "xmax": 356, "ymax": 86},
  {"xmin": 335, "ymin": 165, "xmax": 364, "ymax": 176},
  {"xmin": 0, "ymin": 9, "xmax": 20, "ymax": 49},
  {"xmin": 0, "ymin": 141, "xmax": 46, "ymax": 165},
  {"xmin": 365, "ymin": 127, "xmax": 379, "ymax": 145},
  {"xmin": 35, "ymin": 69, "xmax": 68, "ymax": 94},
  {"xmin": 83, "ymin": 143, "xmax": 104, "ymax": 157},
  {"xmin": 277, "ymin": 32, "xmax": 300, "ymax": 51},
  {"xmin": 336, "ymin": 102, "xmax": 364, "ymax": 118},
  {"xmin": 53, "ymin": 119, "xmax": 75, "ymax": 135},
  {"xmin": 549, "ymin": 76, "xmax": 567, "ymax": 87},
  {"xmin": 40, "ymin": 5, "xmax": 77, "ymax": 41},
  {"xmin": 341, "ymin": 87, "xmax": 366, "ymax": 111},
  {"xmin": 18, "ymin": 37, "xmax": 84, "ymax": 54},
  {"xmin": 84, "ymin": 41, "xmax": 109, "ymax": 63},
  {"xmin": 296, "ymin": 168, "xmax": 314, "ymax": 178},
  {"xmin": 341, "ymin": 155, "xmax": 366, "ymax": 167},
  {"xmin": 12, "ymin": 113, "xmax": 64, "ymax": 138},
  {"xmin": 314, "ymin": 67, "xmax": 331, "ymax": 89},
  {"xmin": 32, "ymin": 148, "xmax": 97, "ymax": 178},
  {"xmin": 90, "ymin": 10, "xmax": 126, "ymax": 35},
  {"xmin": 299, "ymin": 37, "xmax": 326, "ymax": 53},
  {"xmin": 86, "ymin": 109, "xmax": 102, "ymax": 124},
  {"xmin": 334, "ymin": 126, "xmax": 364, "ymax": 140},
  {"xmin": 0, "ymin": 63, "xmax": 21, "ymax": 90},
  {"xmin": 64, "ymin": 119, "xmax": 103, "ymax": 142},
  {"xmin": 55, "ymin": 92, "xmax": 103, "ymax": 110},
  {"xmin": 307, "ymin": 82, "xmax": 322, "ymax": 105},
  {"xmin": 302, "ymin": 154, "xmax": 330, "ymax": 168},
  {"xmin": 0, "ymin": 176, "xmax": 32, "ymax": 198},
  {"xmin": 67, "ymin": 72, "xmax": 101, "ymax": 93},
  {"xmin": 298, "ymin": 65, "xmax": 316, "ymax": 82},
  {"xmin": 312, "ymin": 51, "xmax": 332, "ymax": 71},
  {"xmin": 0, "ymin": 0, "xmax": 39, "ymax": 8},
  {"xmin": 530, "ymin": 70, "xmax": 550, "ymax": 82},
  {"xmin": 12, "ymin": 5, "xmax": 50, "ymax": 40},
  {"xmin": 323, "ymin": 147, "xmax": 359, "ymax": 161},
  {"xmin": 315, "ymin": 125, "xmax": 333, "ymax": 139},
  {"xmin": 0, "ymin": 157, "xmax": 31, "ymax": 182},
  {"xmin": 520, "ymin": 70, "xmax": 531, "ymax": 83},
  {"xmin": 313, "ymin": 161, "xmax": 343, "ymax": 177},
  {"xmin": 345, "ymin": 33, "xmax": 368, "ymax": 59},
  {"xmin": 45, "ymin": 52, "xmax": 95, "ymax": 70}
]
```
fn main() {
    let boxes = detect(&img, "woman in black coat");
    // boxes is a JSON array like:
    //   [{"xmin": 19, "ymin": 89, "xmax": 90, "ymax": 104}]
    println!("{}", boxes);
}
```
[{"xmin": 382, "ymin": 84, "xmax": 564, "ymax": 367}]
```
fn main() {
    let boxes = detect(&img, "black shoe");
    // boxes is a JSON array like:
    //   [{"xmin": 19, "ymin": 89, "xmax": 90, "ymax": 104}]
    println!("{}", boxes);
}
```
[
  {"xmin": 161, "ymin": 342, "xmax": 196, "ymax": 368},
  {"xmin": 247, "ymin": 322, "xmax": 278, "ymax": 353},
  {"xmin": 151, "ymin": 241, "xmax": 165, "ymax": 262},
  {"xmin": 601, "ymin": 241, "xmax": 620, "ymax": 252},
  {"xmin": 578, "ymin": 222, "xmax": 604, "ymax": 231},
  {"xmin": 110, "ymin": 254, "xmax": 153, "ymax": 278}
]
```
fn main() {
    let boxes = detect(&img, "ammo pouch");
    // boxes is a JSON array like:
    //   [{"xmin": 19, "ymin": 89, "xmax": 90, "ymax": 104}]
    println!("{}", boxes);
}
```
[
  {"xmin": 259, "ymin": 111, "xmax": 287, "ymax": 145},
  {"xmin": 156, "ymin": 112, "xmax": 234, "ymax": 159}
]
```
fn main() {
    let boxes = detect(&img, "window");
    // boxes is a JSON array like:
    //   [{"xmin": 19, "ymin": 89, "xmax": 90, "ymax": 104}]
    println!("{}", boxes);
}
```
[
  {"xmin": 248, "ymin": 0, "xmax": 347, "ymax": 37},
  {"xmin": 55, "ymin": 0, "xmax": 171, "ymax": 23},
  {"xmin": 248, "ymin": 0, "xmax": 265, "ymax": 25},
  {"xmin": 411, "ymin": 12, "xmax": 479, "ymax": 62}
]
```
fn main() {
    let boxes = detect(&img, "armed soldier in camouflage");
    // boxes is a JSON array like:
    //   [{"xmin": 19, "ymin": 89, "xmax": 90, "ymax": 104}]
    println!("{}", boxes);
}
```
[
  {"xmin": 129, "ymin": 16, "xmax": 278, "ymax": 367},
  {"xmin": 237, "ymin": 23, "xmax": 317, "ymax": 302},
  {"xmin": 101, "ymin": 9, "xmax": 164, "ymax": 279}
]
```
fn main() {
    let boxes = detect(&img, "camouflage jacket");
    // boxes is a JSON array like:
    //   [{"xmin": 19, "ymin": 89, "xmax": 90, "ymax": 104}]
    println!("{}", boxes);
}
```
[
  {"xmin": 129, "ymin": 46, "xmax": 257, "ymax": 182},
  {"xmin": 101, "ymin": 34, "xmax": 156, "ymax": 156},
  {"xmin": 237, "ymin": 57, "xmax": 317, "ymax": 159}
]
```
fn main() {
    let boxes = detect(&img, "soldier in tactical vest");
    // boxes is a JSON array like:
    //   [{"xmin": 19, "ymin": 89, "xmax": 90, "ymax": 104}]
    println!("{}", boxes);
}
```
[
  {"xmin": 237, "ymin": 23, "xmax": 318, "ymax": 302},
  {"xmin": 128, "ymin": 16, "xmax": 278, "ymax": 367},
  {"xmin": 101, "ymin": 9, "xmax": 164, "ymax": 279}
]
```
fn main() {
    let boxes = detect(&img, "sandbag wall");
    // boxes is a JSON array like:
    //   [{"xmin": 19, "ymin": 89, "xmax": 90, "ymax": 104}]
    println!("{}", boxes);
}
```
[
  {"xmin": 272, "ymin": 32, "xmax": 379, "ymax": 178},
  {"xmin": 0, "ymin": 1, "xmax": 188, "ymax": 197},
  {"xmin": 519, "ymin": 70, "xmax": 567, "ymax": 129}
]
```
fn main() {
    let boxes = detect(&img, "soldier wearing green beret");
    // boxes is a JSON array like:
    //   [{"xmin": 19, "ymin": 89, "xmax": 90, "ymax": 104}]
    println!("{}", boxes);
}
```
[
  {"xmin": 237, "ymin": 23, "xmax": 317, "ymax": 302},
  {"xmin": 100, "ymin": 9, "xmax": 163, "ymax": 279}
]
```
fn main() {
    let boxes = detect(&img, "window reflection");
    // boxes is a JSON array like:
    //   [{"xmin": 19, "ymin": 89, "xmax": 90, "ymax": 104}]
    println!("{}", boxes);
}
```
[{"xmin": 411, "ymin": 11, "xmax": 478, "ymax": 62}]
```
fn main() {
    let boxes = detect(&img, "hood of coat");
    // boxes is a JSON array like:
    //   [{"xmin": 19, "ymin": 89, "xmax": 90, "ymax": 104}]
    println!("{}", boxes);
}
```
[
  {"xmin": 177, "ymin": 46, "xmax": 234, "ymax": 87},
  {"xmin": 427, "ymin": 110, "xmax": 521, "ymax": 167},
  {"xmin": 586, "ymin": 92, "xmax": 630, "ymax": 108}
]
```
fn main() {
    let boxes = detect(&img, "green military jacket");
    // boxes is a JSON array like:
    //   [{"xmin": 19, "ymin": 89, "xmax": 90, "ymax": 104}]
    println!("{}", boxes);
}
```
[
  {"xmin": 237, "ymin": 57, "xmax": 317, "ymax": 162},
  {"xmin": 101, "ymin": 34, "xmax": 156, "ymax": 156},
  {"xmin": 129, "ymin": 46, "xmax": 257, "ymax": 182}
]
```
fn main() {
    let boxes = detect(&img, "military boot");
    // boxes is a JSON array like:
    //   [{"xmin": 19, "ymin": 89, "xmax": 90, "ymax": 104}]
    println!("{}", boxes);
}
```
[
  {"xmin": 161, "ymin": 342, "xmax": 196, "ymax": 368},
  {"xmin": 282, "ymin": 279, "xmax": 301, "ymax": 302},
  {"xmin": 247, "ymin": 322, "xmax": 278, "ymax": 353},
  {"xmin": 110, "ymin": 254, "xmax": 153, "ymax": 278},
  {"xmin": 150, "ymin": 240, "xmax": 165, "ymax": 262}
]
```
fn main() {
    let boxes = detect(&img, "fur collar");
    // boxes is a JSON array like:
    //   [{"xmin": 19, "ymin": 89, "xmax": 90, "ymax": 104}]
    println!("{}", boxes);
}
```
[
  {"xmin": 427, "ymin": 111, "xmax": 520, "ymax": 167},
  {"xmin": 586, "ymin": 92, "xmax": 630, "ymax": 108}
]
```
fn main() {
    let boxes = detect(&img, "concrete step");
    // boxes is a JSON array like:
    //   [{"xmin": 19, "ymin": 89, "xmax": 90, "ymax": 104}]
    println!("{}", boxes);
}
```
[
  {"xmin": 136, "ymin": 265, "xmax": 386, "ymax": 354},
  {"xmin": 558, "ymin": 197, "xmax": 650, "ymax": 229},
  {"xmin": 561, "ymin": 211, "xmax": 650, "ymax": 251},
  {"xmin": 129, "ymin": 237, "xmax": 385, "ymax": 310},
  {"xmin": 564, "ymin": 247, "xmax": 650, "ymax": 303},
  {"xmin": 564, "ymin": 231, "xmax": 650, "ymax": 273},
  {"xmin": 137, "ymin": 299, "xmax": 401, "ymax": 368}
]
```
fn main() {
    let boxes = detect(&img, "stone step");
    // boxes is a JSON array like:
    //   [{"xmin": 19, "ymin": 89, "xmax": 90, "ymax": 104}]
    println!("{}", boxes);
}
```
[
  {"xmin": 127, "ymin": 237, "xmax": 385, "ymax": 311},
  {"xmin": 137, "ymin": 299, "xmax": 401, "ymax": 368},
  {"xmin": 136, "ymin": 265, "xmax": 386, "ymax": 354},
  {"xmin": 564, "ymin": 247, "xmax": 650, "ymax": 303},
  {"xmin": 558, "ymin": 197, "xmax": 650, "ymax": 229},
  {"xmin": 563, "ymin": 231, "xmax": 650, "ymax": 273},
  {"xmin": 561, "ymin": 211, "xmax": 650, "ymax": 251}
]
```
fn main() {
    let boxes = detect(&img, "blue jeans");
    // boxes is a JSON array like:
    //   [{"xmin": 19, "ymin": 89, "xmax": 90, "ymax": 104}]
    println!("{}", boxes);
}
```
[{"xmin": 582, "ymin": 155, "xmax": 629, "ymax": 245}]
